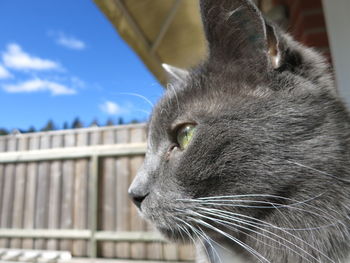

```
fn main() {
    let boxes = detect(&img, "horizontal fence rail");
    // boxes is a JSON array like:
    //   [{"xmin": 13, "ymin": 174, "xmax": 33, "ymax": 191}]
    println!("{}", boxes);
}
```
[
  {"xmin": 0, "ymin": 143, "xmax": 147, "ymax": 163},
  {"xmin": 0, "ymin": 125, "xmax": 195, "ymax": 261},
  {"xmin": 0, "ymin": 229, "xmax": 164, "ymax": 242}
]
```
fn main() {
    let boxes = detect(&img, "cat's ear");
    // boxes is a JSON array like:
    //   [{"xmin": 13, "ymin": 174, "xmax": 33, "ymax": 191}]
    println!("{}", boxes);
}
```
[
  {"xmin": 200, "ymin": 0, "xmax": 283, "ymax": 69},
  {"xmin": 162, "ymin": 64, "xmax": 189, "ymax": 82}
]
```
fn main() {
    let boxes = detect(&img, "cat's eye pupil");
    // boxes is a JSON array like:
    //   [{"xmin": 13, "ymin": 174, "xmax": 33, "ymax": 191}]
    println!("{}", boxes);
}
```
[{"xmin": 176, "ymin": 124, "xmax": 196, "ymax": 150}]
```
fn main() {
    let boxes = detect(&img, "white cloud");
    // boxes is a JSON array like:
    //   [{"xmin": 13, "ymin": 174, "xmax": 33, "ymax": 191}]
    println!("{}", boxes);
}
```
[
  {"xmin": 2, "ymin": 79, "xmax": 76, "ymax": 96},
  {"xmin": 50, "ymin": 31, "xmax": 86, "ymax": 50},
  {"xmin": 0, "ymin": 64, "xmax": 12, "ymax": 79},
  {"xmin": 2, "ymin": 43, "xmax": 60, "ymax": 71},
  {"xmin": 100, "ymin": 101, "xmax": 122, "ymax": 115}
]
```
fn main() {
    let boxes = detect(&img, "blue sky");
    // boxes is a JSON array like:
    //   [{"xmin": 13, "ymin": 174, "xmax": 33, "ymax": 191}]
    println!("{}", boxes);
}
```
[{"xmin": 0, "ymin": 0, "xmax": 163, "ymax": 131}]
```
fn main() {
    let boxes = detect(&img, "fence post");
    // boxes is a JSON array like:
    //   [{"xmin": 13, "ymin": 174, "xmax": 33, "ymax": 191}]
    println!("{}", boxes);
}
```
[{"xmin": 89, "ymin": 155, "xmax": 99, "ymax": 258}]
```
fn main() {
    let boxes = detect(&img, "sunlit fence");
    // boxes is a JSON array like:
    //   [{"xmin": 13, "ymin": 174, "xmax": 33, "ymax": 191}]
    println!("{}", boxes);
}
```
[{"xmin": 0, "ymin": 124, "xmax": 194, "ymax": 261}]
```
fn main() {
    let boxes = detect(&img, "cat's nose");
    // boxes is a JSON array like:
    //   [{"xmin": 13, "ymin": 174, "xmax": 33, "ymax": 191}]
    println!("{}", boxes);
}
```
[{"xmin": 128, "ymin": 189, "xmax": 148, "ymax": 209}]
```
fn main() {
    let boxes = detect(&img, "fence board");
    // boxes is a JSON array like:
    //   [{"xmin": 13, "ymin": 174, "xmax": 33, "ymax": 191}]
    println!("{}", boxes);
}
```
[
  {"xmin": 100, "ymin": 129, "xmax": 116, "ymax": 258},
  {"xmin": 18, "ymin": 136, "xmax": 28, "ymax": 151},
  {"xmin": 73, "ymin": 131, "xmax": 89, "ymax": 256},
  {"xmin": 0, "ymin": 164, "xmax": 4, "ymax": 223},
  {"xmin": 11, "ymin": 163, "xmax": 26, "ymax": 248},
  {"xmin": 22, "ymin": 163, "xmax": 37, "ymax": 249},
  {"xmin": 34, "ymin": 133, "xmax": 51, "ymax": 249},
  {"xmin": 0, "ymin": 137, "xmax": 6, "ymax": 152},
  {"xmin": 47, "ymin": 134, "xmax": 63, "ymax": 250},
  {"xmin": 7, "ymin": 136, "xmax": 17, "ymax": 152},
  {"xmin": 60, "ymin": 159, "xmax": 75, "ymax": 251},
  {"xmin": 179, "ymin": 244, "xmax": 195, "ymax": 261},
  {"xmin": 163, "ymin": 243, "xmax": 179, "ymax": 261},
  {"xmin": 34, "ymin": 161, "xmax": 50, "ymax": 249},
  {"xmin": 28, "ymin": 134, "xmax": 40, "ymax": 151},
  {"xmin": 115, "ymin": 157, "xmax": 130, "ymax": 259},
  {"xmin": 47, "ymin": 161, "xmax": 62, "ymax": 251},
  {"xmin": 89, "ymin": 129, "xmax": 101, "ymax": 146},
  {"xmin": 0, "ymin": 164, "xmax": 5, "ymax": 246},
  {"xmin": 115, "ymin": 128, "xmax": 130, "ymax": 259},
  {"xmin": 0, "ymin": 164, "xmax": 15, "ymax": 248}
]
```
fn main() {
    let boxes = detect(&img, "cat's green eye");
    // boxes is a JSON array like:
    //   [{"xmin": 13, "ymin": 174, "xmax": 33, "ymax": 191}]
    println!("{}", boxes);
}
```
[{"xmin": 176, "ymin": 124, "xmax": 196, "ymax": 150}]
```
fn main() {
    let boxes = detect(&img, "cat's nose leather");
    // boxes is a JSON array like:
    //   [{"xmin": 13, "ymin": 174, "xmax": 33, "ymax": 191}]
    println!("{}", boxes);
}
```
[{"xmin": 128, "ymin": 190, "xmax": 148, "ymax": 209}]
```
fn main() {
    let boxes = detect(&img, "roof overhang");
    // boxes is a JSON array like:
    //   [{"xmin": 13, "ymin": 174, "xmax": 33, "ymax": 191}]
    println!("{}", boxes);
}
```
[{"xmin": 94, "ymin": 0, "xmax": 207, "ymax": 85}]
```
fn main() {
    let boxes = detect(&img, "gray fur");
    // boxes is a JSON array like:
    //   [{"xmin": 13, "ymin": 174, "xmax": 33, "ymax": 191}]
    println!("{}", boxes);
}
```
[{"xmin": 128, "ymin": 0, "xmax": 350, "ymax": 262}]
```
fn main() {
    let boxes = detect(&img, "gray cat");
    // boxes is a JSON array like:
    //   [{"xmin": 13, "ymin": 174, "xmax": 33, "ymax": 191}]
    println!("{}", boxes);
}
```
[{"xmin": 128, "ymin": 0, "xmax": 350, "ymax": 262}]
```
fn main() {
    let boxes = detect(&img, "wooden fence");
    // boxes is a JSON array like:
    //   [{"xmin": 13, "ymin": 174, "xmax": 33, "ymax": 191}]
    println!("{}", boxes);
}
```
[{"xmin": 0, "ymin": 124, "xmax": 194, "ymax": 261}]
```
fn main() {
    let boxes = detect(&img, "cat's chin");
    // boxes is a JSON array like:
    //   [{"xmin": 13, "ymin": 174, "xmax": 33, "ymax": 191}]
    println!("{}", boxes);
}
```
[{"xmin": 156, "ymin": 226, "xmax": 194, "ymax": 244}]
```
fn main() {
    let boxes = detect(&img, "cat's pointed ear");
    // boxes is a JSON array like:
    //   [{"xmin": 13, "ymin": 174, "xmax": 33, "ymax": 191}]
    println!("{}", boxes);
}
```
[
  {"xmin": 162, "ymin": 64, "xmax": 189, "ymax": 82},
  {"xmin": 200, "ymin": 0, "xmax": 283, "ymax": 69}
]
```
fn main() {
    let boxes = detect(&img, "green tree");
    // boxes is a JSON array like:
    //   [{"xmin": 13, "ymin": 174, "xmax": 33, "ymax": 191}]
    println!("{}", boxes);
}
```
[
  {"xmin": 130, "ymin": 119, "xmax": 139, "ymax": 124},
  {"xmin": 27, "ymin": 126, "xmax": 36, "ymax": 133},
  {"xmin": 41, "ymin": 120, "xmax": 56, "ymax": 131},
  {"xmin": 63, "ymin": 122, "xmax": 69, "ymax": 129},
  {"xmin": 72, "ymin": 117, "xmax": 83, "ymax": 129},
  {"xmin": 90, "ymin": 119, "xmax": 100, "ymax": 127},
  {"xmin": 105, "ymin": 118, "xmax": 114, "ymax": 126},
  {"xmin": 0, "ymin": 129, "xmax": 8, "ymax": 136},
  {"xmin": 117, "ymin": 117, "xmax": 124, "ymax": 125}
]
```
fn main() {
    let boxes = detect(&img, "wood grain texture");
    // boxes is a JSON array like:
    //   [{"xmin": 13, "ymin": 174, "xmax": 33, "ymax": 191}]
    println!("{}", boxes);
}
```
[
  {"xmin": 0, "ymin": 164, "xmax": 5, "ymax": 247},
  {"xmin": 22, "ymin": 162, "xmax": 37, "ymax": 249},
  {"xmin": 34, "ymin": 133, "xmax": 51, "ymax": 249},
  {"xmin": 0, "ymin": 164, "xmax": 15, "ymax": 248},
  {"xmin": 11, "ymin": 163, "xmax": 26, "ymax": 248},
  {"xmin": 47, "ymin": 160, "xmax": 62, "ymax": 250},
  {"xmin": 60, "ymin": 130, "xmax": 76, "ymax": 251},
  {"xmin": 0, "ymin": 136, "xmax": 6, "ymax": 152},
  {"xmin": 100, "ymin": 129, "xmax": 116, "ymax": 258},
  {"xmin": 47, "ymin": 134, "xmax": 63, "ymax": 250},
  {"xmin": 73, "ymin": 131, "xmax": 89, "ymax": 256},
  {"xmin": 115, "ymin": 157, "xmax": 130, "ymax": 258},
  {"xmin": 60, "ymin": 159, "xmax": 75, "ymax": 251},
  {"xmin": 115, "ymin": 127, "xmax": 130, "ymax": 258}
]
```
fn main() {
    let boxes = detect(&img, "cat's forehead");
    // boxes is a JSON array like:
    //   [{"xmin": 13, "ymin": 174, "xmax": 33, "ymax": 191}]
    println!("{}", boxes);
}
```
[{"xmin": 149, "ymin": 67, "xmax": 271, "ymax": 134}]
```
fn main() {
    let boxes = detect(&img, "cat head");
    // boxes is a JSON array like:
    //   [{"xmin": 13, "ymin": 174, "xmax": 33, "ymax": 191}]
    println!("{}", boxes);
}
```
[{"xmin": 128, "ymin": 0, "xmax": 350, "ymax": 257}]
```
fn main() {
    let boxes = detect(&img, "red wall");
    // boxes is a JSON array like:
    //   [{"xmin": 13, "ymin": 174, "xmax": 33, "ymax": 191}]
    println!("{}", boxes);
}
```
[{"xmin": 273, "ymin": 0, "xmax": 331, "ymax": 60}]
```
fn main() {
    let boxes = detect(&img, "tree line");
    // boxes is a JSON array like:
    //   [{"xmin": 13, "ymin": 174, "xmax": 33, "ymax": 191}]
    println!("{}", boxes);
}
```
[{"xmin": 0, "ymin": 117, "xmax": 142, "ymax": 136}]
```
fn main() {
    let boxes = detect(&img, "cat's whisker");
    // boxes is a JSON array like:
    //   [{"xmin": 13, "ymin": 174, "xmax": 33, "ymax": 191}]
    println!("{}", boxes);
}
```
[
  {"xmin": 192, "ymin": 211, "xmax": 321, "ymax": 263},
  {"xmin": 194, "ymin": 193, "xmax": 325, "ymax": 202},
  {"xmin": 183, "ymin": 193, "xmax": 348, "ymax": 229},
  {"xmin": 175, "ymin": 216, "xmax": 223, "ymax": 263},
  {"xmin": 190, "ymin": 217, "xmax": 271, "ymax": 263},
  {"xmin": 194, "ymin": 201, "xmax": 342, "ymax": 227},
  {"xmin": 196, "ymin": 208, "xmax": 335, "ymax": 263},
  {"xmin": 175, "ymin": 217, "xmax": 196, "ymax": 244},
  {"xmin": 198, "ymin": 205, "xmax": 339, "ymax": 232},
  {"xmin": 226, "ymin": 6, "xmax": 245, "ymax": 20},
  {"xmin": 179, "ymin": 195, "xmax": 345, "ymax": 230},
  {"xmin": 193, "ymin": 210, "xmax": 317, "ymax": 263},
  {"xmin": 185, "ymin": 199, "xmax": 314, "ymax": 210},
  {"xmin": 286, "ymin": 160, "xmax": 350, "ymax": 184},
  {"xmin": 174, "ymin": 215, "xmax": 217, "ymax": 263},
  {"xmin": 173, "ymin": 217, "xmax": 188, "ymax": 244},
  {"xmin": 116, "ymin": 92, "xmax": 155, "ymax": 107},
  {"xmin": 175, "ymin": 208, "xmax": 282, "ymax": 262},
  {"xmin": 192, "ymin": 209, "xmax": 289, "ymax": 254}
]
